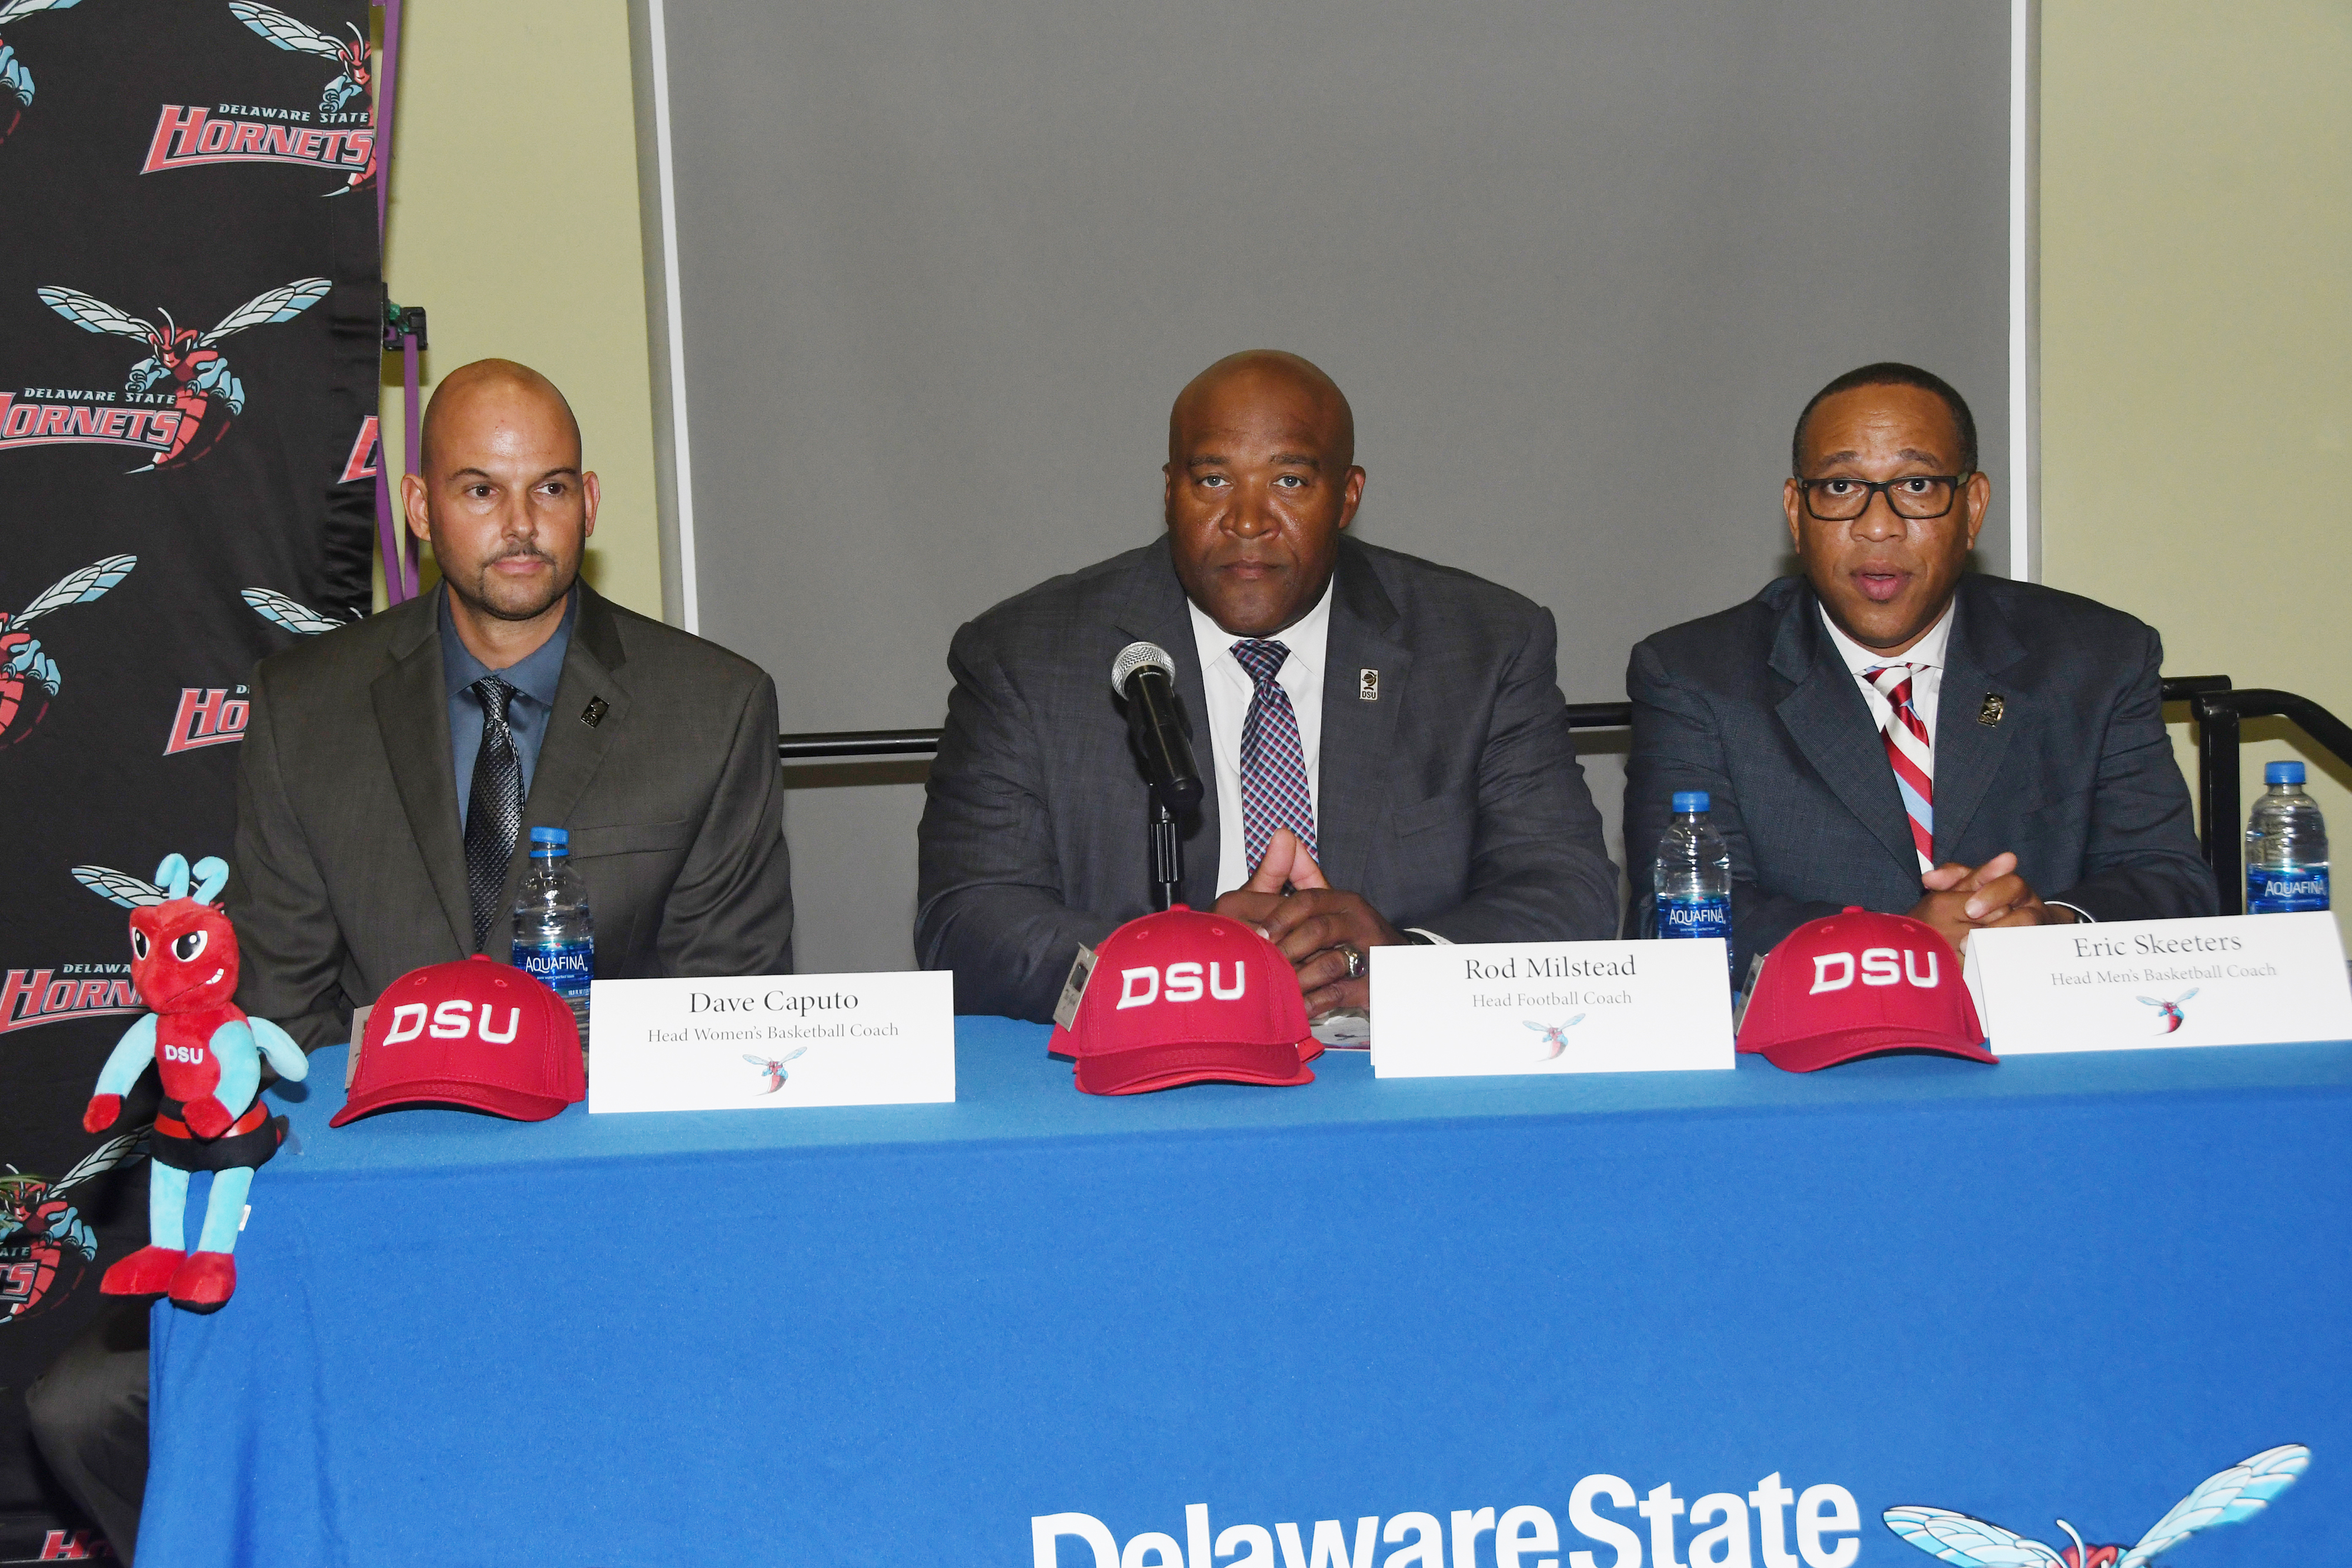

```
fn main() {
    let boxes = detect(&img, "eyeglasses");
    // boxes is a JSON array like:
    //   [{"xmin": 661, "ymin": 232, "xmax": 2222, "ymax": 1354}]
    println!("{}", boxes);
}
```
[{"xmin": 1795, "ymin": 474, "xmax": 1970, "ymax": 521}]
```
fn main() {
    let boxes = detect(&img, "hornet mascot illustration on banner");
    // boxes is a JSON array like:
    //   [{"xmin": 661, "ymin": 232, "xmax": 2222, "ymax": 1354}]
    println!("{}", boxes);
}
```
[
  {"xmin": 36, "ymin": 277, "xmax": 330, "ymax": 470},
  {"xmin": 1885, "ymin": 1442, "xmax": 2307, "ymax": 1568},
  {"xmin": 81, "ymin": 853, "xmax": 308, "ymax": 1313},
  {"xmin": 227, "ymin": 0, "xmax": 377, "ymax": 194},
  {"xmin": 0, "ymin": 553, "xmax": 135, "ymax": 749},
  {"xmin": 1, "ymin": 1133, "xmax": 144, "ymax": 1325},
  {"xmin": 0, "ymin": 0, "xmax": 83, "ymax": 145}
]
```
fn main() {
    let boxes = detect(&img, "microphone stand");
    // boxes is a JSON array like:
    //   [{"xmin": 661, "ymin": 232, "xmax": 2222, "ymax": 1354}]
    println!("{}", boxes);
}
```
[{"xmin": 1148, "ymin": 787, "xmax": 1184, "ymax": 912}]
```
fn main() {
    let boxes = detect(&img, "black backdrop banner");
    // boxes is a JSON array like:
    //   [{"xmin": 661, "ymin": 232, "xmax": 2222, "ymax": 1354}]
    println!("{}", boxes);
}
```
[{"xmin": 0, "ymin": 0, "xmax": 377, "ymax": 1552}]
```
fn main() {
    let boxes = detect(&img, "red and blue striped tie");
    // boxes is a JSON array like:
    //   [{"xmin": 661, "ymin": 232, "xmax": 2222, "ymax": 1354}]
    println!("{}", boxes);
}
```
[
  {"xmin": 1865, "ymin": 663, "xmax": 1935, "ymax": 874},
  {"xmin": 1232, "ymin": 639, "xmax": 1317, "ymax": 873}
]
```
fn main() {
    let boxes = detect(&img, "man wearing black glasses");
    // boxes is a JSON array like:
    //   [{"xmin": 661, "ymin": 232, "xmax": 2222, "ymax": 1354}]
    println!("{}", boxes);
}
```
[{"xmin": 1624, "ymin": 362, "xmax": 2213, "ymax": 971}]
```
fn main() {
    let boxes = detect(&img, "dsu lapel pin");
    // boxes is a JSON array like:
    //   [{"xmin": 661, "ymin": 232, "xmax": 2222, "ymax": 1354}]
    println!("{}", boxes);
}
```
[
  {"xmin": 1359, "ymin": 668, "xmax": 1380, "ymax": 701},
  {"xmin": 581, "ymin": 697, "xmax": 609, "ymax": 728},
  {"xmin": 1979, "ymin": 692, "xmax": 2006, "ymax": 727}
]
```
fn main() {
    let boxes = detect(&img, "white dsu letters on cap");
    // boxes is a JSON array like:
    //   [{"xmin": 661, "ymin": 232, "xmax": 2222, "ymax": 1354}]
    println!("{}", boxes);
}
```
[
  {"xmin": 1117, "ymin": 968, "xmax": 1160, "ymax": 1010},
  {"xmin": 383, "ymin": 1002, "xmax": 429, "ymax": 1044},
  {"xmin": 1810, "ymin": 953, "xmax": 1855, "ymax": 994}
]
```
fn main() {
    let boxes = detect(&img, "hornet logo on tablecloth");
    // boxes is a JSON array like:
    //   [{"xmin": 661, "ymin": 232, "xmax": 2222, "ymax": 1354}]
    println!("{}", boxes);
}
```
[
  {"xmin": 1522, "ymin": 1017, "xmax": 1585, "ymax": 1059},
  {"xmin": 744, "ymin": 1048, "xmax": 807, "ymax": 1094},
  {"xmin": 0, "ymin": 0, "xmax": 84, "ymax": 148},
  {"xmin": 0, "ymin": 1134, "xmax": 145, "ymax": 1326},
  {"xmin": 1885, "ymin": 1443, "xmax": 2307, "ymax": 1568},
  {"xmin": 0, "ymin": 555, "xmax": 134, "ymax": 750},
  {"xmin": 2137, "ymin": 988, "xmax": 2198, "ymax": 1035},
  {"xmin": 27, "ymin": 278, "xmax": 329, "ymax": 469},
  {"xmin": 141, "ymin": 3, "xmax": 375, "ymax": 195}
]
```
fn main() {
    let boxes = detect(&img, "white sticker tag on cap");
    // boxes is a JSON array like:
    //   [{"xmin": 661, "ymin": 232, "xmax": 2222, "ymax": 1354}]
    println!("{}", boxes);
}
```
[
  {"xmin": 1054, "ymin": 944, "xmax": 1098, "ymax": 1031},
  {"xmin": 345, "ymin": 1004, "xmax": 371, "ymax": 1090}
]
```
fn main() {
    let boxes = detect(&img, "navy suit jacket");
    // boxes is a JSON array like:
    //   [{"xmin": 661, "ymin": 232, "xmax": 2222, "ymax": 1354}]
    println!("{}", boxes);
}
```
[
  {"xmin": 1624, "ymin": 573, "xmax": 2214, "ymax": 974},
  {"xmin": 918, "ymin": 536, "xmax": 1620, "ymax": 1020}
]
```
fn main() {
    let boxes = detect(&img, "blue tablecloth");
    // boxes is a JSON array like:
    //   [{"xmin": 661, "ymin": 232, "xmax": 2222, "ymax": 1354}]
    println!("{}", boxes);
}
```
[{"xmin": 142, "ymin": 1022, "xmax": 2351, "ymax": 1567}]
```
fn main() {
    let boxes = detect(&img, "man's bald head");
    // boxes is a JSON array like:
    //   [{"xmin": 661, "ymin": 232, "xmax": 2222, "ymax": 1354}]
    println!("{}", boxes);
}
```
[
  {"xmin": 417, "ymin": 359, "xmax": 582, "ymax": 478},
  {"xmin": 1168, "ymin": 350, "xmax": 1355, "ymax": 471},
  {"xmin": 1162, "ymin": 350, "xmax": 1365, "ymax": 637}
]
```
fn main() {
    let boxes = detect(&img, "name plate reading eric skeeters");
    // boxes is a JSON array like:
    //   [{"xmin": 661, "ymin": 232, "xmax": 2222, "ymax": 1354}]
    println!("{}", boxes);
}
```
[
  {"xmin": 586, "ymin": 971, "xmax": 955, "ymax": 1113},
  {"xmin": 1371, "ymin": 940, "xmax": 1735, "ymax": 1078},
  {"xmin": 1964, "ymin": 911, "xmax": 2352, "ymax": 1055}
]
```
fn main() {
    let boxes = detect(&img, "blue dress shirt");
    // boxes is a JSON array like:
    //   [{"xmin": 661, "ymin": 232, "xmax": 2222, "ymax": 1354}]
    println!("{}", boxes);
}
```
[{"xmin": 442, "ymin": 587, "xmax": 577, "ymax": 832}]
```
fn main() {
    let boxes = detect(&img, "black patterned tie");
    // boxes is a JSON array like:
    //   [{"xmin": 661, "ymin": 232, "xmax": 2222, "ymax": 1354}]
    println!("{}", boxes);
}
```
[
  {"xmin": 463, "ymin": 675, "xmax": 522, "ymax": 950},
  {"xmin": 1231, "ymin": 639, "xmax": 1317, "ymax": 872}
]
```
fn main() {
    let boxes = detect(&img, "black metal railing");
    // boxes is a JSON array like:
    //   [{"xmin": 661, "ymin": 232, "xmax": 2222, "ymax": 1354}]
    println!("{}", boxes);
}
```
[{"xmin": 781, "ymin": 678, "xmax": 2352, "ymax": 916}]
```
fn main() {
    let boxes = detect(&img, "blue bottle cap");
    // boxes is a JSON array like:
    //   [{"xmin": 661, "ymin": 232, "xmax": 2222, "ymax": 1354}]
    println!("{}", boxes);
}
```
[
  {"xmin": 1672, "ymin": 791, "xmax": 1710, "ymax": 814},
  {"xmin": 2267, "ymin": 762, "xmax": 2306, "ymax": 786},
  {"xmin": 529, "ymin": 826, "xmax": 569, "ymax": 851}
]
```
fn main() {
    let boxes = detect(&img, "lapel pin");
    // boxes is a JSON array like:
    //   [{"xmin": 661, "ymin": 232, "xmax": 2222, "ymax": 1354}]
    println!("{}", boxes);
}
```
[
  {"xmin": 1359, "ymin": 668, "xmax": 1380, "ymax": 701},
  {"xmin": 581, "ymin": 697, "xmax": 609, "ymax": 728},
  {"xmin": 1978, "ymin": 693, "xmax": 2006, "ymax": 727}
]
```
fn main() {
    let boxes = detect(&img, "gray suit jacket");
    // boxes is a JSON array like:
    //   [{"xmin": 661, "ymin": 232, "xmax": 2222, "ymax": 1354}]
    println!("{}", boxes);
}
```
[
  {"xmin": 1624, "ymin": 572, "xmax": 2215, "ymax": 974},
  {"xmin": 228, "ymin": 583, "xmax": 794, "ymax": 1047},
  {"xmin": 917, "ymin": 536, "xmax": 1619, "ymax": 1020}
]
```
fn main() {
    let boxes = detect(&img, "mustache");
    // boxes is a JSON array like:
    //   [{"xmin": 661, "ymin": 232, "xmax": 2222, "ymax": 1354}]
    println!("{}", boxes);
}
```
[{"xmin": 483, "ymin": 545, "xmax": 558, "ymax": 568}]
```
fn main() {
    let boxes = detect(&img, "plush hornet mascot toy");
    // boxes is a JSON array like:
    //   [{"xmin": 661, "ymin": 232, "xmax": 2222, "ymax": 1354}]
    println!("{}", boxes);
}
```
[{"xmin": 83, "ymin": 854, "xmax": 306, "ymax": 1312}]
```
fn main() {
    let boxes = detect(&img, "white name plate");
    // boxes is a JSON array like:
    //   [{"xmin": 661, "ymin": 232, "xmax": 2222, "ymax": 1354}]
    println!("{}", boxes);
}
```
[
  {"xmin": 1370, "ymin": 940, "xmax": 1735, "ymax": 1078},
  {"xmin": 1963, "ymin": 912, "xmax": 2352, "ymax": 1055},
  {"xmin": 586, "ymin": 971, "xmax": 955, "ymax": 1113}
]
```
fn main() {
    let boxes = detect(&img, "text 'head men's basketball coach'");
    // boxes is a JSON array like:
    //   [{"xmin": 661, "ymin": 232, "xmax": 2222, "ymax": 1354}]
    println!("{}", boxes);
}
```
[
  {"xmin": 918, "ymin": 349, "xmax": 1619, "ymax": 1022},
  {"xmin": 228, "ymin": 357, "xmax": 796, "ymax": 1046},
  {"xmin": 1625, "ymin": 362, "xmax": 2213, "ymax": 974}
]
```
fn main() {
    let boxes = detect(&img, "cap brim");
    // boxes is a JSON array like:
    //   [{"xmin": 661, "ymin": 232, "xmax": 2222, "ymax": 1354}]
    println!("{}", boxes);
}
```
[
  {"xmin": 329, "ymin": 1077, "xmax": 573, "ymax": 1126},
  {"xmin": 1073, "ymin": 1040, "xmax": 1315, "ymax": 1096},
  {"xmin": 1740, "ymin": 1025, "xmax": 1996, "ymax": 1074}
]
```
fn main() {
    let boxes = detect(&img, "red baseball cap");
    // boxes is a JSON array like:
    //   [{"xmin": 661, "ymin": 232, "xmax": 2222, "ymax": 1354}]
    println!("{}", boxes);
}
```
[
  {"xmin": 330, "ymin": 955, "xmax": 585, "ymax": 1125},
  {"xmin": 1737, "ymin": 907, "xmax": 1994, "ymax": 1072},
  {"xmin": 1048, "ymin": 906, "xmax": 1321, "ymax": 1095}
]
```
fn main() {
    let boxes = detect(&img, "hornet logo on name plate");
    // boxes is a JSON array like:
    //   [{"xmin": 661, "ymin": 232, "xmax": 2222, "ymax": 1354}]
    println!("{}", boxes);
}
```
[
  {"xmin": 2137, "ymin": 988, "xmax": 2197, "ymax": 1035},
  {"xmin": 743, "ymin": 1048, "xmax": 807, "ymax": 1095},
  {"xmin": 19, "ymin": 278, "xmax": 329, "ymax": 469},
  {"xmin": 1885, "ymin": 1443, "xmax": 2307, "ymax": 1568},
  {"xmin": 143, "ymin": 2, "xmax": 377, "ymax": 195}
]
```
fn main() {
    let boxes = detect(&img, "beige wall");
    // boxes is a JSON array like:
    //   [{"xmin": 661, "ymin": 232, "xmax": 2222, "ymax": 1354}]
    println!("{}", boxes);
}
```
[
  {"xmin": 2042, "ymin": 0, "xmax": 2352, "ymax": 925},
  {"xmin": 377, "ymin": 0, "xmax": 662, "ymax": 616}
]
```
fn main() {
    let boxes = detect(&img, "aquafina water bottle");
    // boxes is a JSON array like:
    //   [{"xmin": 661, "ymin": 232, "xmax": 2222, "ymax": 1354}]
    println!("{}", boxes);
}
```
[
  {"xmin": 1654, "ymin": 790, "xmax": 1733, "ymax": 975},
  {"xmin": 512, "ymin": 825, "xmax": 594, "ymax": 1064},
  {"xmin": 2245, "ymin": 761, "xmax": 2330, "ymax": 914}
]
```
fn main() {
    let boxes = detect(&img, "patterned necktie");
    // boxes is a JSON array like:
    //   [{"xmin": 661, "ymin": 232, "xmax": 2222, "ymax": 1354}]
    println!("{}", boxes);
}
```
[
  {"xmin": 463, "ymin": 675, "xmax": 523, "ymax": 949},
  {"xmin": 1865, "ymin": 663, "xmax": 1935, "ymax": 874},
  {"xmin": 1230, "ymin": 639, "xmax": 1317, "ymax": 873}
]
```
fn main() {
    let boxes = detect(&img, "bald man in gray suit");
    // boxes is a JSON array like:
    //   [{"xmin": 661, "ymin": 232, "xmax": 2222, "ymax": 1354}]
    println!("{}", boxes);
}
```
[{"xmin": 918, "ymin": 351, "xmax": 1618, "ymax": 1022}]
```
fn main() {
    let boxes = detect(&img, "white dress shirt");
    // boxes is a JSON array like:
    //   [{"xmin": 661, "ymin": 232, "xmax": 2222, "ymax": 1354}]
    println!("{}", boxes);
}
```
[
  {"xmin": 1188, "ymin": 581, "xmax": 1334, "ymax": 896},
  {"xmin": 1819, "ymin": 598, "xmax": 1955, "ymax": 747}
]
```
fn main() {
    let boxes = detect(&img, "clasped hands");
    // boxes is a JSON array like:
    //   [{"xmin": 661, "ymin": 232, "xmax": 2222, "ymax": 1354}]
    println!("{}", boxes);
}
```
[
  {"xmin": 1907, "ymin": 850, "xmax": 2075, "ymax": 955},
  {"xmin": 1211, "ymin": 828, "xmax": 1402, "ymax": 1015}
]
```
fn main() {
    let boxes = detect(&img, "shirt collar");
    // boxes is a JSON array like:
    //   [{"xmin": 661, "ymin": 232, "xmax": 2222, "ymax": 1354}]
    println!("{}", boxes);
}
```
[
  {"xmin": 1819, "ymin": 593, "xmax": 1955, "ymax": 677},
  {"xmin": 1187, "ymin": 574, "xmax": 1337, "ymax": 678},
  {"xmin": 439, "ymin": 585, "xmax": 577, "ymax": 708}
]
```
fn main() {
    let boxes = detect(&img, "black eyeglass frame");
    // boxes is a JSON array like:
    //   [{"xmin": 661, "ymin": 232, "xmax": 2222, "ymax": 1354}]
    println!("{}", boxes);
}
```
[{"xmin": 1793, "ymin": 473, "xmax": 1975, "ymax": 522}]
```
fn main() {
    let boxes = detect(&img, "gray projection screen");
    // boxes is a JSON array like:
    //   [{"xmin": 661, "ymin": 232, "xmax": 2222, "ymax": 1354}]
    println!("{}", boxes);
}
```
[{"xmin": 629, "ymin": 1, "xmax": 2033, "ymax": 974}]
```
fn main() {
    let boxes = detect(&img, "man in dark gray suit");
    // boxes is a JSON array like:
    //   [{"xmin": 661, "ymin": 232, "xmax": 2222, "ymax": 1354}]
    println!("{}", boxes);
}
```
[
  {"xmin": 1625, "ymin": 362, "xmax": 2213, "ymax": 976},
  {"xmin": 918, "ymin": 350, "xmax": 1618, "ymax": 1022},
  {"xmin": 26, "ymin": 361, "xmax": 794, "ymax": 1556}
]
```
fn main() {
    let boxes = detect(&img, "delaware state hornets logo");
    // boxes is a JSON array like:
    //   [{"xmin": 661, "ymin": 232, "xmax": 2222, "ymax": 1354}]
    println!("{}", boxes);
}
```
[
  {"xmin": 0, "ymin": 1134, "xmax": 145, "ymax": 1326},
  {"xmin": 28, "ymin": 278, "xmax": 329, "ymax": 469},
  {"xmin": 0, "ymin": 0, "xmax": 83, "ymax": 148},
  {"xmin": 0, "ymin": 554, "xmax": 134, "ymax": 749},
  {"xmin": 163, "ymin": 587, "xmax": 350, "ymax": 755},
  {"xmin": 143, "ymin": 2, "xmax": 376, "ymax": 195}
]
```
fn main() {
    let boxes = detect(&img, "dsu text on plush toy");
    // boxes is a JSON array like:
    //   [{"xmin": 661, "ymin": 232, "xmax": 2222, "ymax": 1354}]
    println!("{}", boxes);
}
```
[{"xmin": 83, "ymin": 853, "xmax": 308, "ymax": 1313}]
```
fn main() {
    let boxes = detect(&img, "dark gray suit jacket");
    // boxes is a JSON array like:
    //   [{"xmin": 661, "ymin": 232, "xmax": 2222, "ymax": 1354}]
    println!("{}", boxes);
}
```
[
  {"xmin": 917, "ymin": 537, "xmax": 1619, "ymax": 1020},
  {"xmin": 228, "ymin": 583, "xmax": 794, "ymax": 1047},
  {"xmin": 1624, "ymin": 572, "xmax": 2214, "ymax": 974}
]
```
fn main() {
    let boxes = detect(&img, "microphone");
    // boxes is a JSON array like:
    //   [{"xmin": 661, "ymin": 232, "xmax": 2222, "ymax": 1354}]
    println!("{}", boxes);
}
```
[{"xmin": 1111, "ymin": 641, "xmax": 1204, "ymax": 815}]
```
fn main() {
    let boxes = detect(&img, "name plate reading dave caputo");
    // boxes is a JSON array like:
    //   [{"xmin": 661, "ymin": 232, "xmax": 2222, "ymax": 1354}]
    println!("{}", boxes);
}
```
[
  {"xmin": 1963, "ymin": 911, "xmax": 2352, "ymax": 1054},
  {"xmin": 586, "ymin": 971, "xmax": 955, "ymax": 1113},
  {"xmin": 1369, "ymin": 940, "xmax": 1735, "ymax": 1078}
]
